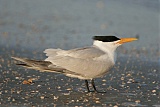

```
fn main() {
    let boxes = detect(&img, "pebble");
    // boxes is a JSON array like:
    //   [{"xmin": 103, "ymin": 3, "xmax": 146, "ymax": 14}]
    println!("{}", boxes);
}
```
[
  {"xmin": 57, "ymin": 86, "xmax": 61, "ymax": 89},
  {"xmin": 37, "ymin": 85, "xmax": 42, "ymax": 87},
  {"xmin": 126, "ymin": 74, "xmax": 131, "ymax": 77},
  {"xmin": 95, "ymin": 100, "xmax": 100, "ymax": 103},
  {"xmin": 121, "ymin": 77, "xmax": 124, "ymax": 80},
  {"xmin": 28, "ymin": 78, "xmax": 33, "ymax": 83},
  {"xmin": 128, "ymin": 99, "xmax": 131, "ymax": 101},
  {"xmin": 66, "ymin": 88, "xmax": 72, "ymax": 91},
  {"xmin": 102, "ymin": 79, "xmax": 106, "ymax": 82},
  {"xmin": 22, "ymin": 80, "xmax": 31, "ymax": 84},
  {"xmin": 135, "ymin": 100, "xmax": 140, "ymax": 103},
  {"xmin": 152, "ymin": 90, "xmax": 156, "ymax": 93},
  {"xmin": 63, "ymin": 93, "xmax": 70, "ymax": 95},
  {"xmin": 54, "ymin": 96, "xmax": 59, "ymax": 100},
  {"xmin": 152, "ymin": 81, "xmax": 156, "ymax": 84},
  {"xmin": 12, "ymin": 98, "xmax": 15, "ymax": 102},
  {"xmin": 15, "ymin": 77, "xmax": 20, "ymax": 79},
  {"xmin": 40, "ymin": 96, "xmax": 45, "ymax": 99}
]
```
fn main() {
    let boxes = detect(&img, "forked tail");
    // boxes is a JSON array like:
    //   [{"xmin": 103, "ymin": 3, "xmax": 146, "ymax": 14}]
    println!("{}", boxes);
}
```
[
  {"xmin": 12, "ymin": 57, "xmax": 84, "ymax": 77},
  {"xmin": 11, "ymin": 57, "xmax": 64, "ymax": 72}
]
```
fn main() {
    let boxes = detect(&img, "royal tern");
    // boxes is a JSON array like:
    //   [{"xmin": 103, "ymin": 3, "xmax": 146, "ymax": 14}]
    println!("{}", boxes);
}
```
[{"xmin": 12, "ymin": 36, "xmax": 137, "ymax": 93}]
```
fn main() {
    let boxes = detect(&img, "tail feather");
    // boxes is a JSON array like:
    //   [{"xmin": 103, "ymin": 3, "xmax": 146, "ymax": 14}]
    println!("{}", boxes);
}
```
[
  {"xmin": 16, "ymin": 63, "xmax": 32, "ymax": 67},
  {"xmin": 12, "ymin": 56, "xmax": 85, "ymax": 78},
  {"xmin": 12, "ymin": 56, "xmax": 60, "ymax": 72}
]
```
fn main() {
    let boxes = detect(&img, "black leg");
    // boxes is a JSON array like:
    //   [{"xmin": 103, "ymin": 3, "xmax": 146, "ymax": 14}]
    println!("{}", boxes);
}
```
[
  {"xmin": 91, "ymin": 79, "xmax": 98, "ymax": 92},
  {"xmin": 91, "ymin": 79, "xmax": 106, "ymax": 93},
  {"xmin": 85, "ymin": 80, "xmax": 90, "ymax": 92},
  {"xmin": 85, "ymin": 80, "xmax": 94, "ymax": 92}
]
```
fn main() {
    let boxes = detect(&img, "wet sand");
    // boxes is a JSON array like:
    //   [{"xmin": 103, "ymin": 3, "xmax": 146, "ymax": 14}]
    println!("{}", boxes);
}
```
[
  {"xmin": 0, "ymin": 0, "xmax": 159, "ymax": 106},
  {"xmin": 0, "ymin": 47, "xmax": 159, "ymax": 106}
]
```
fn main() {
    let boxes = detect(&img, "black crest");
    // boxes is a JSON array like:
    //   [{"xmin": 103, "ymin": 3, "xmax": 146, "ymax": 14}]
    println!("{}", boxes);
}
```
[{"xmin": 93, "ymin": 36, "xmax": 120, "ymax": 42}]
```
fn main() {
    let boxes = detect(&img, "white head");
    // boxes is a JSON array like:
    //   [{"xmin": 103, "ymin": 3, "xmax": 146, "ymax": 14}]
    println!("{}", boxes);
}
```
[{"xmin": 93, "ymin": 36, "xmax": 137, "ymax": 53}]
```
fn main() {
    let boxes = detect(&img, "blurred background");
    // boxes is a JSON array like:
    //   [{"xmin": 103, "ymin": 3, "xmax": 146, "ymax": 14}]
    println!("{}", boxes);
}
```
[
  {"xmin": 0, "ymin": 0, "xmax": 159, "ymax": 106},
  {"xmin": 0, "ymin": 0, "xmax": 159, "ymax": 54}
]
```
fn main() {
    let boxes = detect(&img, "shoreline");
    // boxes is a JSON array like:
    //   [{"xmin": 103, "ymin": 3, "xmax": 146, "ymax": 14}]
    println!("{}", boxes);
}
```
[{"xmin": 0, "ymin": 46, "xmax": 159, "ymax": 106}]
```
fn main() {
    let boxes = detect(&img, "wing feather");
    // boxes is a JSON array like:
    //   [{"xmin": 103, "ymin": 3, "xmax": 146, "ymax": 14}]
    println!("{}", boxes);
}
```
[
  {"xmin": 44, "ymin": 46, "xmax": 105, "ymax": 59},
  {"xmin": 45, "ymin": 55, "xmax": 112, "ymax": 78},
  {"xmin": 44, "ymin": 48, "xmax": 62, "ymax": 56},
  {"xmin": 44, "ymin": 46, "xmax": 111, "ymax": 78}
]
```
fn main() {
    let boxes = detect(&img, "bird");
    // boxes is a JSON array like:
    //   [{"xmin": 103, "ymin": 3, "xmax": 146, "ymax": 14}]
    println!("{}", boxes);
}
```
[{"xmin": 12, "ymin": 36, "xmax": 137, "ymax": 93}]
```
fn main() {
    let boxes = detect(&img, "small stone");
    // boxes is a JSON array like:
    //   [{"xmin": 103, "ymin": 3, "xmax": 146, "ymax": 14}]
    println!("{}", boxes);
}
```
[
  {"xmin": 128, "ymin": 99, "xmax": 131, "ymax": 101},
  {"xmin": 84, "ymin": 99, "xmax": 88, "ymax": 102},
  {"xmin": 54, "ymin": 96, "xmax": 59, "ymax": 100},
  {"xmin": 15, "ymin": 77, "xmax": 20, "ymax": 79},
  {"xmin": 121, "ymin": 77, "xmax": 124, "ymax": 80},
  {"xmin": 152, "ymin": 90, "xmax": 156, "ymax": 93},
  {"xmin": 126, "ymin": 74, "xmax": 131, "ymax": 77},
  {"xmin": 5, "ymin": 90, "xmax": 8, "ymax": 93},
  {"xmin": 152, "ymin": 81, "xmax": 156, "ymax": 84},
  {"xmin": 66, "ymin": 88, "xmax": 72, "ymax": 91},
  {"xmin": 95, "ymin": 98, "xmax": 100, "ymax": 100},
  {"xmin": 127, "ymin": 81, "xmax": 131, "ymax": 83},
  {"xmin": 102, "ymin": 83, "xmax": 106, "ymax": 85},
  {"xmin": 57, "ymin": 86, "xmax": 61, "ymax": 89},
  {"xmin": 22, "ymin": 80, "xmax": 31, "ymax": 84},
  {"xmin": 17, "ymin": 90, "xmax": 21, "ymax": 94},
  {"xmin": 135, "ymin": 100, "xmax": 140, "ymax": 103},
  {"xmin": 141, "ymin": 76, "xmax": 144, "ymax": 78},
  {"xmin": 63, "ymin": 93, "xmax": 70, "ymax": 95},
  {"xmin": 71, "ymin": 100, "xmax": 75, "ymax": 102},
  {"xmin": 40, "ymin": 96, "xmax": 45, "ymax": 99},
  {"xmin": 153, "ymin": 69, "xmax": 156, "ymax": 72},
  {"xmin": 37, "ymin": 85, "xmax": 42, "ymax": 87},
  {"xmin": 12, "ymin": 98, "xmax": 15, "ymax": 102},
  {"xmin": 102, "ymin": 79, "xmax": 106, "ymax": 82},
  {"xmin": 95, "ymin": 100, "xmax": 100, "ymax": 103},
  {"xmin": 109, "ymin": 104, "xmax": 112, "ymax": 106},
  {"xmin": 28, "ymin": 78, "xmax": 33, "ymax": 83}
]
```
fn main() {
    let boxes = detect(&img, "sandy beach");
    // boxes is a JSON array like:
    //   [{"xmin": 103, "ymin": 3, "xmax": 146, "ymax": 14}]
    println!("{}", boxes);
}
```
[{"xmin": 0, "ymin": 0, "xmax": 159, "ymax": 106}]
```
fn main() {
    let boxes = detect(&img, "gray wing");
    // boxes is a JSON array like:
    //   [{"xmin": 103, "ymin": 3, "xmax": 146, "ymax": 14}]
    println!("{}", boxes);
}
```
[
  {"xmin": 44, "ymin": 46, "xmax": 105, "ymax": 59},
  {"xmin": 44, "ymin": 46, "xmax": 112, "ymax": 78},
  {"xmin": 66, "ymin": 46, "xmax": 105, "ymax": 59},
  {"xmin": 44, "ymin": 48, "xmax": 62, "ymax": 57},
  {"xmin": 45, "ymin": 55, "xmax": 110, "ymax": 78},
  {"xmin": 12, "ymin": 57, "xmax": 85, "ymax": 77}
]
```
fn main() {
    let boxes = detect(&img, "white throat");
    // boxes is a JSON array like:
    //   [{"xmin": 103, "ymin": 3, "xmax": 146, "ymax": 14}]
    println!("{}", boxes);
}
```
[
  {"xmin": 93, "ymin": 40, "xmax": 119, "ymax": 63},
  {"xmin": 93, "ymin": 40, "xmax": 118, "ymax": 53}
]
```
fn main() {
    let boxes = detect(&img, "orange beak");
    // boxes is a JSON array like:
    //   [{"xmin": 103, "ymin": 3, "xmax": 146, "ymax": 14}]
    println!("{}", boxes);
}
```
[{"xmin": 117, "ymin": 38, "xmax": 138, "ymax": 44}]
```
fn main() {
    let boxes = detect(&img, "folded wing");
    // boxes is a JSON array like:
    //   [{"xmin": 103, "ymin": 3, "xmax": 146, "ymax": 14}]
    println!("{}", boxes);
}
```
[{"xmin": 44, "ymin": 46, "xmax": 111, "ymax": 78}]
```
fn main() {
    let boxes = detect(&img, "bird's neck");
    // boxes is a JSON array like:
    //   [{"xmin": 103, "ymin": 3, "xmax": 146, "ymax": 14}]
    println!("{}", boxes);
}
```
[
  {"xmin": 93, "ymin": 40, "xmax": 116, "ymax": 53},
  {"xmin": 93, "ymin": 40, "xmax": 117, "ymax": 63}
]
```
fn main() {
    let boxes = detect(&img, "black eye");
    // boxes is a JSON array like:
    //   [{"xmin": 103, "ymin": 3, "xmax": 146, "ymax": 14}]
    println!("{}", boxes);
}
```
[{"xmin": 93, "ymin": 36, "xmax": 120, "ymax": 42}]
